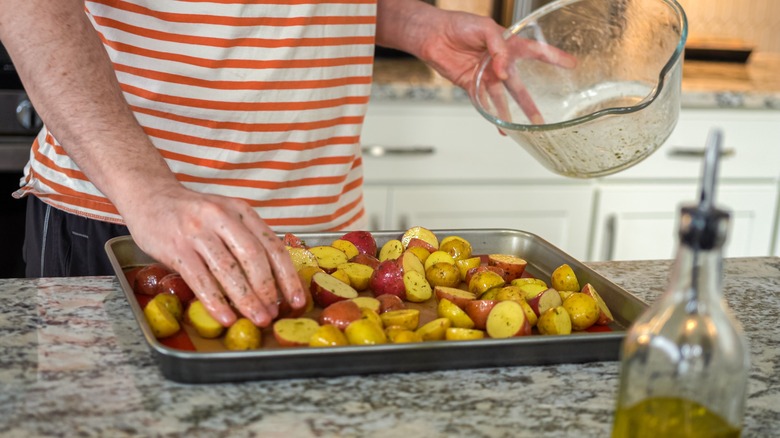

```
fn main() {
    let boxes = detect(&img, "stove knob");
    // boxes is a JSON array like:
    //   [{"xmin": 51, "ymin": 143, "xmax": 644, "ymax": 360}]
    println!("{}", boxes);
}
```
[{"xmin": 16, "ymin": 98, "xmax": 43, "ymax": 131}]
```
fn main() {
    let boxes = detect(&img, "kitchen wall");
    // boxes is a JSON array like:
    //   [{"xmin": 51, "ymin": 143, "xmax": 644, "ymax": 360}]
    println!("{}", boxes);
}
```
[{"xmin": 678, "ymin": 0, "xmax": 780, "ymax": 53}]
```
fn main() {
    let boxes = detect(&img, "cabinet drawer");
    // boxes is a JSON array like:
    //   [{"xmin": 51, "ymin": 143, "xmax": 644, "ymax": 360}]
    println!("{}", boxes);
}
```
[
  {"xmin": 361, "ymin": 101, "xmax": 564, "ymax": 183},
  {"xmin": 604, "ymin": 109, "xmax": 780, "ymax": 180}
]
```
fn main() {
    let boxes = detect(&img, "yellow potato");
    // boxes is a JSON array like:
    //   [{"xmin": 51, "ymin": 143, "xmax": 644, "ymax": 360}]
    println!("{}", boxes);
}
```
[
  {"xmin": 468, "ymin": 271, "xmax": 505, "ymax": 296},
  {"xmin": 455, "ymin": 257, "xmax": 481, "ymax": 281},
  {"xmin": 309, "ymin": 324, "xmax": 349, "ymax": 347},
  {"xmin": 360, "ymin": 307, "xmax": 384, "ymax": 328},
  {"xmin": 378, "ymin": 239, "xmax": 404, "ymax": 261},
  {"xmin": 423, "ymin": 250, "xmax": 456, "ymax": 271},
  {"xmin": 537, "ymin": 306, "xmax": 572, "ymax": 335},
  {"xmin": 143, "ymin": 297, "xmax": 181, "ymax": 339},
  {"xmin": 551, "ymin": 263, "xmax": 581, "ymax": 292},
  {"xmin": 479, "ymin": 288, "xmax": 501, "ymax": 300},
  {"xmin": 439, "ymin": 236, "xmax": 473, "ymax": 261},
  {"xmin": 152, "ymin": 292, "xmax": 183, "ymax": 321},
  {"xmin": 390, "ymin": 330, "xmax": 424, "ymax": 343},
  {"xmin": 345, "ymin": 319, "xmax": 387, "ymax": 345},
  {"xmin": 379, "ymin": 309, "xmax": 420, "ymax": 330},
  {"xmin": 425, "ymin": 262, "xmax": 462, "ymax": 288},
  {"xmin": 331, "ymin": 239, "xmax": 359, "ymax": 260},
  {"xmin": 287, "ymin": 247, "xmax": 319, "ymax": 272},
  {"xmin": 224, "ymin": 318, "xmax": 262, "ymax": 350},
  {"xmin": 335, "ymin": 262, "xmax": 374, "ymax": 291},
  {"xmin": 562, "ymin": 292, "xmax": 600, "ymax": 331},
  {"xmin": 309, "ymin": 245, "xmax": 349, "ymax": 272},
  {"xmin": 403, "ymin": 270, "xmax": 433, "ymax": 303},
  {"xmin": 415, "ymin": 317, "xmax": 452, "ymax": 341},
  {"xmin": 330, "ymin": 269, "xmax": 351, "ymax": 286},
  {"xmin": 406, "ymin": 246, "xmax": 431, "ymax": 264},
  {"xmin": 187, "ymin": 300, "xmax": 225, "ymax": 339},
  {"xmin": 437, "ymin": 298, "xmax": 475, "ymax": 329},
  {"xmin": 510, "ymin": 277, "xmax": 548, "ymax": 289},
  {"xmin": 445, "ymin": 328, "xmax": 485, "ymax": 341}
]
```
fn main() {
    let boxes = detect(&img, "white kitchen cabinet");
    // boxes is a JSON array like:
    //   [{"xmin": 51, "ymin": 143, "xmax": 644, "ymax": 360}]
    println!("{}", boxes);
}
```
[
  {"xmin": 590, "ymin": 183, "xmax": 778, "ymax": 261},
  {"xmin": 360, "ymin": 100, "xmax": 780, "ymax": 261}
]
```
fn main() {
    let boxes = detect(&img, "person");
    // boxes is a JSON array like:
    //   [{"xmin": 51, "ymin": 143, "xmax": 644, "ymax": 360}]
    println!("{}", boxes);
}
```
[{"xmin": 0, "ymin": 0, "xmax": 515, "ymax": 328}]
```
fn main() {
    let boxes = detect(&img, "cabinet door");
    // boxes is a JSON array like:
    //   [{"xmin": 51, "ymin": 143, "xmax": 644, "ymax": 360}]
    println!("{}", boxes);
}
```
[
  {"xmin": 362, "ymin": 185, "xmax": 389, "ymax": 231},
  {"xmin": 389, "ymin": 185, "xmax": 594, "ymax": 260},
  {"xmin": 591, "ymin": 184, "xmax": 778, "ymax": 261}
]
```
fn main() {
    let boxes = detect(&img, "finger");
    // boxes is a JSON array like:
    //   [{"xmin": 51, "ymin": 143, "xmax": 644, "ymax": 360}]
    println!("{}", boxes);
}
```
[
  {"xmin": 172, "ymin": 249, "xmax": 238, "ymax": 327},
  {"xmin": 487, "ymin": 74, "xmax": 511, "ymax": 124},
  {"xmin": 504, "ymin": 63, "xmax": 545, "ymax": 125},
  {"xmin": 482, "ymin": 23, "xmax": 511, "ymax": 81},
  {"xmin": 506, "ymin": 36, "xmax": 578, "ymax": 69},
  {"xmin": 239, "ymin": 210, "xmax": 306, "ymax": 311},
  {"xmin": 194, "ymin": 232, "xmax": 273, "ymax": 327}
]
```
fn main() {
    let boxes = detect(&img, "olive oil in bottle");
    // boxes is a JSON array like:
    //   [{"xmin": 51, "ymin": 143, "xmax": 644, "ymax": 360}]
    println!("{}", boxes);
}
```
[{"xmin": 611, "ymin": 129, "xmax": 750, "ymax": 438}]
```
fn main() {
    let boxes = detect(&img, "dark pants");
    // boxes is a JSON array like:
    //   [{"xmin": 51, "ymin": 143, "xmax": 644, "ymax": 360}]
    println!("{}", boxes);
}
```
[{"xmin": 24, "ymin": 196, "xmax": 130, "ymax": 277}]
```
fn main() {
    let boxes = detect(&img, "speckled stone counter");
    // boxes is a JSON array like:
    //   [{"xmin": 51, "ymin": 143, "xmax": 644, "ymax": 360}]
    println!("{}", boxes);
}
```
[
  {"xmin": 1, "ymin": 257, "xmax": 778, "ymax": 437},
  {"xmin": 371, "ymin": 52, "xmax": 780, "ymax": 110}
]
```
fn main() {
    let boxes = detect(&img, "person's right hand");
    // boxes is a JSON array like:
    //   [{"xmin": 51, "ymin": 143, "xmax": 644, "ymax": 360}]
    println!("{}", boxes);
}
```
[{"xmin": 123, "ymin": 185, "xmax": 306, "ymax": 328}]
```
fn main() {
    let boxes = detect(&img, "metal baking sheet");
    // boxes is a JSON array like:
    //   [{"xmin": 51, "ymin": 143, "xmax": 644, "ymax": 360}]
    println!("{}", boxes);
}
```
[{"xmin": 105, "ymin": 229, "xmax": 648, "ymax": 383}]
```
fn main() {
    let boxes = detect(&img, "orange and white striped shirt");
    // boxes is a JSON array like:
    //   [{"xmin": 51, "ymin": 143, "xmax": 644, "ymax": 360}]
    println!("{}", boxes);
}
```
[{"xmin": 15, "ymin": 0, "xmax": 377, "ymax": 232}]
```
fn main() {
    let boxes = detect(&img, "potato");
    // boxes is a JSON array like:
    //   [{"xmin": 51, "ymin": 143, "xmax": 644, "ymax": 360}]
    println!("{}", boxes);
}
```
[
  {"xmin": 359, "ymin": 307, "xmax": 384, "ymax": 328},
  {"xmin": 455, "ymin": 257, "xmax": 481, "ymax": 281},
  {"xmin": 406, "ymin": 237, "xmax": 437, "ymax": 254},
  {"xmin": 510, "ymin": 277, "xmax": 548, "ymax": 289},
  {"xmin": 345, "ymin": 319, "xmax": 387, "ymax": 345},
  {"xmin": 349, "ymin": 253, "xmax": 381, "ymax": 270},
  {"xmin": 562, "ymin": 292, "xmax": 600, "ymax": 331},
  {"xmin": 151, "ymin": 292, "xmax": 183, "ymax": 322},
  {"xmin": 335, "ymin": 262, "xmax": 374, "ymax": 291},
  {"xmin": 224, "ymin": 318, "xmax": 262, "ymax": 350},
  {"xmin": 551, "ymin": 263, "xmax": 581, "ymax": 292},
  {"xmin": 330, "ymin": 269, "xmax": 351, "ymax": 286},
  {"xmin": 423, "ymin": 250, "xmax": 456, "ymax": 271},
  {"xmin": 400, "ymin": 250, "xmax": 426, "ymax": 276},
  {"xmin": 378, "ymin": 239, "xmax": 404, "ymax": 261},
  {"xmin": 487, "ymin": 254, "xmax": 527, "ymax": 281},
  {"xmin": 464, "ymin": 265, "xmax": 506, "ymax": 286},
  {"xmin": 309, "ymin": 245, "xmax": 349, "ymax": 272},
  {"xmin": 376, "ymin": 294, "xmax": 406, "ymax": 313},
  {"xmin": 403, "ymin": 270, "xmax": 433, "ymax": 303},
  {"xmin": 581, "ymin": 283, "xmax": 615, "ymax": 326},
  {"xmin": 401, "ymin": 226, "xmax": 439, "ymax": 251},
  {"xmin": 331, "ymin": 239, "xmax": 360, "ymax": 260},
  {"xmin": 339, "ymin": 231, "xmax": 378, "ymax": 257},
  {"xmin": 143, "ymin": 296, "xmax": 181, "ymax": 338},
  {"xmin": 387, "ymin": 328, "xmax": 423, "ymax": 343},
  {"xmin": 439, "ymin": 236, "xmax": 473, "ymax": 261},
  {"xmin": 468, "ymin": 270, "xmax": 506, "ymax": 296},
  {"xmin": 351, "ymin": 296, "xmax": 381, "ymax": 313},
  {"xmin": 437, "ymin": 298, "xmax": 475, "ymax": 329},
  {"xmin": 282, "ymin": 232, "xmax": 307, "ymax": 248},
  {"xmin": 425, "ymin": 262, "xmax": 462, "ymax": 288},
  {"xmin": 134, "ymin": 263, "xmax": 173, "ymax": 295},
  {"xmin": 318, "ymin": 300, "xmax": 362, "ymax": 330},
  {"xmin": 273, "ymin": 318, "xmax": 320, "ymax": 347},
  {"xmin": 369, "ymin": 259, "xmax": 406, "ymax": 299},
  {"xmin": 187, "ymin": 300, "xmax": 225, "ymax": 339},
  {"xmin": 445, "ymin": 328, "xmax": 485, "ymax": 341},
  {"xmin": 486, "ymin": 300, "xmax": 531, "ymax": 338},
  {"xmin": 157, "ymin": 273, "xmax": 195, "ymax": 305},
  {"xmin": 406, "ymin": 246, "xmax": 431, "ymax": 264},
  {"xmin": 415, "ymin": 317, "xmax": 451, "ymax": 341},
  {"xmin": 433, "ymin": 286, "xmax": 477, "ymax": 309},
  {"xmin": 309, "ymin": 324, "xmax": 349, "ymax": 347},
  {"xmin": 310, "ymin": 271, "xmax": 359, "ymax": 308},
  {"xmin": 287, "ymin": 246, "xmax": 319, "ymax": 272},
  {"xmin": 537, "ymin": 306, "xmax": 572, "ymax": 335},
  {"xmin": 464, "ymin": 299, "xmax": 499, "ymax": 331},
  {"xmin": 379, "ymin": 309, "xmax": 420, "ymax": 330}
]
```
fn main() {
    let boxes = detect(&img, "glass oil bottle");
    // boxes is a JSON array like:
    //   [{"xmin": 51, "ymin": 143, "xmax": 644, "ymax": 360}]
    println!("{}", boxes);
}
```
[{"xmin": 611, "ymin": 129, "xmax": 750, "ymax": 438}]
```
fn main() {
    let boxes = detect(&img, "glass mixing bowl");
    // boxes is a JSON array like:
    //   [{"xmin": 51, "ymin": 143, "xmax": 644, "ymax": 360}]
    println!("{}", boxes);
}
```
[{"xmin": 470, "ymin": 0, "xmax": 688, "ymax": 178}]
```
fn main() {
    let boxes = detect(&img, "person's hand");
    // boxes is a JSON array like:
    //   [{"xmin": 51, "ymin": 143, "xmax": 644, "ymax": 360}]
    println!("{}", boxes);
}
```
[
  {"xmin": 413, "ymin": 9, "xmax": 577, "ymax": 125},
  {"xmin": 123, "ymin": 185, "xmax": 306, "ymax": 328}
]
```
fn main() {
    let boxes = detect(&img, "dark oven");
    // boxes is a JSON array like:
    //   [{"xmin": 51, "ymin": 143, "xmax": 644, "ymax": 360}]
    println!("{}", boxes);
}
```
[{"xmin": 0, "ymin": 42, "xmax": 39, "ymax": 278}]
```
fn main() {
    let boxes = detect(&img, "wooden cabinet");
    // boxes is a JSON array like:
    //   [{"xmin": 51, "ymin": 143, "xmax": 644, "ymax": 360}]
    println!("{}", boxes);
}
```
[{"xmin": 361, "ymin": 100, "xmax": 780, "ymax": 261}]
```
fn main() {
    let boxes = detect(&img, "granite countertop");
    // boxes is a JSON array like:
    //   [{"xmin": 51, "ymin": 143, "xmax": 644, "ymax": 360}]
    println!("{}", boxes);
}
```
[
  {"xmin": 1, "ymin": 257, "xmax": 779, "ymax": 437},
  {"xmin": 371, "ymin": 52, "xmax": 780, "ymax": 110}
]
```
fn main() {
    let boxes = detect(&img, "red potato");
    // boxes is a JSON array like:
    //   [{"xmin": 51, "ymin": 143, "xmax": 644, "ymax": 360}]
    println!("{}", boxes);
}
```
[
  {"xmin": 487, "ymin": 254, "xmax": 528, "ymax": 282},
  {"xmin": 310, "ymin": 271, "xmax": 359, "ymax": 308},
  {"xmin": 282, "ymin": 232, "xmax": 307, "ymax": 249},
  {"xmin": 581, "ymin": 283, "xmax": 615, "ymax": 326},
  {"xmin": 351, "ymin": 296, "xmax": 382, "ymax": 313},
  {"xmin": 406, "ymin": 237, "xmax": 438, "ymax": 254},
  {"xmin": 403, "ymin": 270, "xmax": 433, "ymax": 303},
  {"xmin": 401, "ymin": 226, "xmax": 439, "ymax": 251},
  {"xmin": 437, "ymin": 298, "xmax": 475, "ymax": 329},
  {"xmin": 378, "ymin": 239, "xmax": 404, "ymax": 261},
  {"xmin": 272, "ymin": 318, "xmax": 320, "ymax": 347},
  {"xmin": 308, "ymin": 245, "xmax": 349, "ymax": 273},
  {"xmin": 339, "ymin": 231, "xmax": 378, "ymax": 257},
  {"xmin": 318, "ymin": 300, "xmax": 363, "ymax": 330},
  {"xmin": 434, "ymin": 286, "xmax": 477, "ymax": 309},
  {"xmin": 464, "ymin": 299, "xmax": 499, "ymax": 331},
  {"xmin": 400, "ymin": 250, "xmax": 426, "ymax": 276},
  {"xmin": 376, "ymin": 294, "xmax": 406, "ymax": 313},
  {"xmin": 551, "ymin": 263, "xmax": 581, "ymax": 292},
  {"xmin": 349, "ymin": 253, "xmax": 381, "ymax": 270},
  {"xmin": 369, "ymin": 259, "xmax": 406, "ymax": 299},
  {"xmin": 134, "ymin": 263, "xmax": 173, "ymax": 296},
  {"xmin": 464, "ymin": 265, "xmax": 508, "ymax": 286},
  {"xmin": 525, "ymin": 287, "xmax": 563, "ymax": 317},
  {"xmin": 486, "ymin": 300, "xmax": 532, "ymax": 338},
  {"xmin": 157, "ymin": 273, "xmax": 195, "ymax": 304}
]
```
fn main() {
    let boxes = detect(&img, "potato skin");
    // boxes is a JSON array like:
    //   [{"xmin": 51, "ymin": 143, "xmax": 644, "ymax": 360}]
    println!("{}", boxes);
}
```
[
  {"xmin": 562, "ymin": 293, "xmax": 600, "ymax": 331},
  {"xmin": 224, "ymin": 318, "xmax": 262, "ymax": 350},
  {"xmin": 425, "ymin": 262, "xmax": 461, "ymax": 288}
]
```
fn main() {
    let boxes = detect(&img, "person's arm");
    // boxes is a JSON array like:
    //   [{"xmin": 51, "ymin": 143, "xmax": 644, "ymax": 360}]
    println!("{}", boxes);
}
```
[{"xmin": 0, "ymin": 0, "xmax": 305, "ymax": 327}]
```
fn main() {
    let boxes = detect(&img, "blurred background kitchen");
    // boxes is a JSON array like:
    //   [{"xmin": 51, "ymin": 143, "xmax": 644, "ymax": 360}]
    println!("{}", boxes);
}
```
[{"xmin": 1, "ymin": 0, "xmax": 779, "ymax": 278}]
